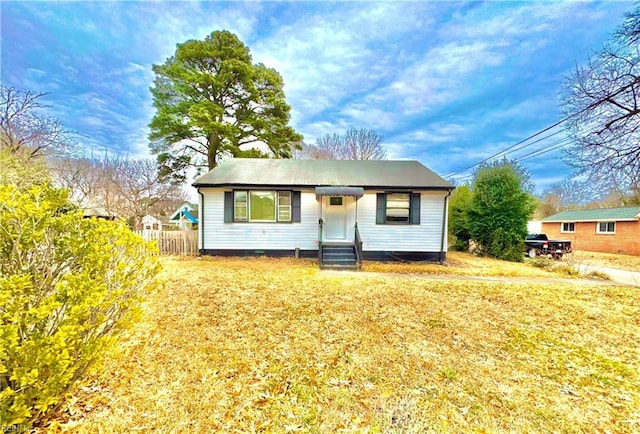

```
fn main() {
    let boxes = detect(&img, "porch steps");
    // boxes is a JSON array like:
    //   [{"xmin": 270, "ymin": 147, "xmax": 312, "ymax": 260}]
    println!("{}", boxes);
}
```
[{"xmin": 321, "ymin": 244, "xmax": 358, "ymax": 270}]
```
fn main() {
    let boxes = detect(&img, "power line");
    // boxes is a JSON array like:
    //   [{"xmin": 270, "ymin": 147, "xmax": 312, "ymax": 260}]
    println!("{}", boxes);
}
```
[
  {"xmin": 448, "ymin": 136, "xmax": 574, "ymax": 184},
  {"xmin": 445, "ymin": 75, "xmax": 640, "ymax": 180},
  {"xmin": 517, "ymin": 137, "xmax": 573, "ymax": 162},
  {"xmin": 444, "ymin": 122, "xmax": 567, "ymax": 178}
]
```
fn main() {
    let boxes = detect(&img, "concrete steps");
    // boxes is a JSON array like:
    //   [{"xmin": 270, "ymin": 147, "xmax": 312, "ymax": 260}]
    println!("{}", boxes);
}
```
[{"xmin": 321, "ymin": 244, "xmax": 358, "ymax": 270}]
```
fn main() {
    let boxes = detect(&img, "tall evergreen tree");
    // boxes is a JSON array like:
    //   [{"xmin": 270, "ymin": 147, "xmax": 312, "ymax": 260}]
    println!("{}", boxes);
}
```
[{"xmin": 149, "ymin": 30, "xmax": 302, "ymax": 182}]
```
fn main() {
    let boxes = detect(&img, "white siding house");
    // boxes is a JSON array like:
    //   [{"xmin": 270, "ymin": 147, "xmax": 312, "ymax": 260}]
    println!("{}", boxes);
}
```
[{"xmin": 193, "ymin": 159, "xmax": 454, "ymax": 267}]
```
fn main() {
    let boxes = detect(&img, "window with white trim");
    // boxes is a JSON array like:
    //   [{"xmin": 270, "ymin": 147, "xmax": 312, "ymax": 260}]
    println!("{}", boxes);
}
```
[
  {"xmin": 234, "ymin": 191, "xmax": 248, "ymax": 221},
  {"xmin": 277, "ymin": 191, "xmax": 291, "ymax": 222},
  {"xmin": 233, "ymin": 190, "xmax": 292, "ymax": 222},
  {"xmin": 561, "ymin": 222, "xmax": 575, "ymax": 233},
  {"xmin": 597, "ymin": 221, "xmax": 615, "ymax": 234}
]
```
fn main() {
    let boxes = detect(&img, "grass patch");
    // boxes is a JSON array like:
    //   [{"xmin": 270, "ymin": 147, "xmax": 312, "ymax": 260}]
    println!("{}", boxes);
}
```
[
  {"xmin": 49, "ymin": 256, "xmax": 640, "ymax": 433},
  {"xmin": 568, "ymin": 250, "xmax": 640, "ymax": 271},
  {"xmin": 365, "ymin": 251, "xmax": 572, "ymax": 278}
]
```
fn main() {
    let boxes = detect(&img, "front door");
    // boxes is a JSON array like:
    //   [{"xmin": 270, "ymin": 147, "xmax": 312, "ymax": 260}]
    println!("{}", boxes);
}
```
[{"xmin": 325, "ymin": 196, "xmax": 347, "ymax": 241}]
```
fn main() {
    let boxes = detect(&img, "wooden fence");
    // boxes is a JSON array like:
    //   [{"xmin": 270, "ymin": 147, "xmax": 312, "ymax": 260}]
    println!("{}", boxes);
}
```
[{"xmin": 135, "ymin": 230, "xmax": 199, "ymax": 256}]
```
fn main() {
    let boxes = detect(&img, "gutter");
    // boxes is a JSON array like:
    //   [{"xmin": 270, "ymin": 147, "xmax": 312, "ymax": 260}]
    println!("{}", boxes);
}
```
[
  {"xmin": 439, "ymin": 189, "xmax": 453, "ymax": 265},
  {"xmin": 198, "ymin": 190, "xmax": 205, "ymax": 254},
  {"xmin": 192, "ymin": 182, "xmax": 454, "ymax": 191}
]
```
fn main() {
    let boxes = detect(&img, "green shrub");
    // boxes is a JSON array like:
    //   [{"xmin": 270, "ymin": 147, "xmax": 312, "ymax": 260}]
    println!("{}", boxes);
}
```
[
  {"xmin": 0, "ymin": 184, "xmax": 160, "ymax": 427},
  {"xmin": 467, "ymin": 161, "xmax": 536, "ymax": 263}
]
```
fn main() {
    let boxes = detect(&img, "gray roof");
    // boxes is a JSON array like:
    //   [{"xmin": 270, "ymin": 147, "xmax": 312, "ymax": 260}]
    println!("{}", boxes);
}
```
[
  {"xmin": 542, "ymin": 206, "xmax": 640, "ymax": 222},
  {"xmin": 193, "ymin": 159, "xmax": 453, "ymax": 189}
]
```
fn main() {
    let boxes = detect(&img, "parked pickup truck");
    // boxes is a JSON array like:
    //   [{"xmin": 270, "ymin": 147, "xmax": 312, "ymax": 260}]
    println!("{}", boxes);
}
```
[{"xmin": 525, "ymin": 233, "xmax": 572, "ymax": 259}]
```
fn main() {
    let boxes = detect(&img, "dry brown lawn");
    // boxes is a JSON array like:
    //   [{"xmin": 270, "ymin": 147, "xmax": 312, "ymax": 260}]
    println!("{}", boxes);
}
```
[
  {"xmin": 49, "ymin": 256, "xmax": 639, "ymax": 433},
  {"xmin": 567, "ymin": 250, "xmax": 640, "ymax": 271},
  {"xmin": 365, "ymin": 251, "xmax": 572, "ymax": 277}
]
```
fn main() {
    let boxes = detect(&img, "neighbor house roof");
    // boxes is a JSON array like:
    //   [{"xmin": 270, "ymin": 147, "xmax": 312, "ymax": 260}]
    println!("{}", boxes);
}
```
[
  {"xmin": 170, "ymin": 203, "xmax": 199, "ymax": 221},
  {"xmin": 83, "ymin": 207, "xmax": 117, "ymax": 219},
  {"xmin": 142, "ymin": 214, "xmax": 171, "ymax": 224},
  {"xmin": 542, "ymin": 206, "xmax": 640, "ymax": 222},
  {"xmin": 192, "ymin": 159, "xmax": 453, "ymax": 189}
]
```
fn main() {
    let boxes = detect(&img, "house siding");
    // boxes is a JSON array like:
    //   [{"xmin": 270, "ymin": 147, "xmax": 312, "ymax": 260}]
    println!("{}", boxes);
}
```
[
  {"xmin": 542, "ymin": 220, "xmax": 640, "ymax": 256},
  {"xmin": 199, "ymin": 188, "xmax": 449, "ymax": 255},
  {"xmin": 358, "ymin": 191, "xmax": 448, "ymax": 252},
  {"xmin": 200, "ymin": 187, "xmax": 318, "ymax": 250}
]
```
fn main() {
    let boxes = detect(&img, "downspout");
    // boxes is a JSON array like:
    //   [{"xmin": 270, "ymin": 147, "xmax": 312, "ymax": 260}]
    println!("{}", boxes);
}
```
[
  {"xmin": 198, "ymin": 190, "xmax": 205, "ymax": 255},
  {"xmin": 439, "ymin": 189, "xmax": 453, "ymax": 264}
]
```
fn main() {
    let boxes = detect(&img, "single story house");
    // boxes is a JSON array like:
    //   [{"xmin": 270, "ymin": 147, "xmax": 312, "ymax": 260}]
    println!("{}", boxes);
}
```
[
  {"xmin": 170, "ymin": 202, "xmax": 199, "ymax": 230},
  {"xmin": 192, "ymin": 159, "xmax": 454, "ymax": 268},
  {"xmin": 141, "ymin": 214, "xmax": 172, "ymax": 231},
  {"xmin": 541, "ymin": 206, "xmax": 640, "ymax": 256}
]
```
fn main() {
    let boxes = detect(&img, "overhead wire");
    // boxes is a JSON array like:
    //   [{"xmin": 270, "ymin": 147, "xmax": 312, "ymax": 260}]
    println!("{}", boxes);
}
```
[{"xmin": 446, "ymin": 76, "xmax": 640, "ymax": 182}]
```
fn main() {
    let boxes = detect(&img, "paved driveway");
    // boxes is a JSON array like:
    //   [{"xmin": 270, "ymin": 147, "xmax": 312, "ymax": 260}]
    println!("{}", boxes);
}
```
[{"xmin": 575, "ymin": 264, "xmax": 640, "ymax": 287}]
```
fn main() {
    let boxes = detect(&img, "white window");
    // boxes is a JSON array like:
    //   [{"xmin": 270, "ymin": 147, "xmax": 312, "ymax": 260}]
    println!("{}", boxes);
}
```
[
  {"xmin": 249, "ymin": 191, "xmax": 276, "ymax": 222},
  {"xmin": 234, "ymin": 191, "xmax": 248, "ymax": 221},
  {"xmin": 277, "ymin": 191, "xmax": 291, "ymax": 222},
  {"xmin": 233, "ymin": 190, "xmax": 291, "ymax": 222},
  {"xmin": 597, "ymin": 221, "xmax": 615, "ymax": 234},
  {"xmin": 561, "ymin": 222, "xmax": 575, "ymax": 233}
]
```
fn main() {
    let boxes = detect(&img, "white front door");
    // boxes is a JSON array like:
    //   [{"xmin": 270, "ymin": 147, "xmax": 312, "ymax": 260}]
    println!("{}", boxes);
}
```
[{"xmin": 324, "ymin": 196, "xmax": 347, "ymax": 241}]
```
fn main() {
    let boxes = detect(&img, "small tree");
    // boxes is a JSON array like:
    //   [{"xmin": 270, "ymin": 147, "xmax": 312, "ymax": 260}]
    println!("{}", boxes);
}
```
[
  {"xmin": 468, "ymin": 161, "xmax": 536, "ymax": 261},
  {"xmin": 448, "ymin": 184, "xmax": 473, "ymax": 251}
]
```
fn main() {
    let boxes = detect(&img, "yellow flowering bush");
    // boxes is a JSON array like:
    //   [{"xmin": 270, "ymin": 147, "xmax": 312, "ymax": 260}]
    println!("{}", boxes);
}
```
[{"xmin": 0, "ymin": 184, "xmax": 160, "ymax": 427}]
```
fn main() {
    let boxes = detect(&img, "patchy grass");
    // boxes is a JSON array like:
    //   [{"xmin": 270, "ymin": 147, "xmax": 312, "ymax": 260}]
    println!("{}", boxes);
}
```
[
  {"xmin": 365, "ymin": 251, "xmax": 569, "ymax": 278},
  {"xmin": 567, "ymin": 250, "xmax": 640, "ymax": 271},
  {"xmin": 48, "ymin": 257, "xmax": 639, "ymax": 433}
]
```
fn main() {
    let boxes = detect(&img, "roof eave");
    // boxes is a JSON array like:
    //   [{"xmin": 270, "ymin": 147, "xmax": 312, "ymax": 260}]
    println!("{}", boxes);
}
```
[
  {"xmin": 543, "ymin": 218, "xmax": 639, "ymax": 223},
  {"xmin": 193, "ymin": 182, "xmax": 454, "ymax": 190}
]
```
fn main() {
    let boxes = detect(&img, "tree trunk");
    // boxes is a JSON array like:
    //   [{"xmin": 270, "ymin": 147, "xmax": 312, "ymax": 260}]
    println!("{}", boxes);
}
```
[{"xmin": 207, "ymin": 134, "xmax": 219, "ymax": 169}]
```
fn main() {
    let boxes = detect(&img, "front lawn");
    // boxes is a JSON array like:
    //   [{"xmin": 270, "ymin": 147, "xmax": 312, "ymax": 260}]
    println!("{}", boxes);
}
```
[
  {"xmin": 53, "ymin": 257, "xmax": 639, "ymax": 433},
  {"xmin": 568, "ymin": 250, "xmax": 640, "ymax": 272}
]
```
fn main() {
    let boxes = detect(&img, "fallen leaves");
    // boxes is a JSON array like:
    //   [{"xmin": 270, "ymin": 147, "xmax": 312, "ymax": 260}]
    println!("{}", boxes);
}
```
[{"xmin": 46, "ymin": 255, "xmax": 640, "ymax": 433}]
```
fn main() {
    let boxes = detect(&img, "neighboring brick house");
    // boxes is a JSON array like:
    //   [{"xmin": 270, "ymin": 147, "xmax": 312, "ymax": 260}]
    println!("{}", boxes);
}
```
[{"xmin": 541, "ymin": 206, "xmax": 640, "ymax": 256}]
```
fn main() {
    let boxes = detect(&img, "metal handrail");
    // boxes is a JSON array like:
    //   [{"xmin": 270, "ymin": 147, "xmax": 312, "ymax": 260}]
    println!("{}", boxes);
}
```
[
  {"xmin": 354, "ymin": 223, "xmax": 363, "ymax": 269},
  {"xmin": 318, "ymin": 218, "xmax": 324, "ymax": 267}
]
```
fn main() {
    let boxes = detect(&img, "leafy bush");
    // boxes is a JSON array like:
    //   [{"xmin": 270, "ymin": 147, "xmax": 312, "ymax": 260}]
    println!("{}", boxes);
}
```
[
  {"xmin": 0, "ymin": 184, "xmax": 160, "ymax": 427},
  {"xmin": 448, "ymin": 185, "xmax": 473, "ymax": 251},
  {"xmin": 468, "ymin": 161, "xmax": 536, "ymax": 262}
]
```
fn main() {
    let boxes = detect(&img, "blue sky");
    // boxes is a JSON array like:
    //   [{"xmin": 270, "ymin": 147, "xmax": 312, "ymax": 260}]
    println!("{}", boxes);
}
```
[{"xmin": 1, "ymin": 1, "xmax": 633, "ymax": 193}]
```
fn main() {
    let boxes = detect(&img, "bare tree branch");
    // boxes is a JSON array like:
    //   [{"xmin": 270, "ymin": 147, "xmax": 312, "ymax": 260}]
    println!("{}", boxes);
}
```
[
  {"xmin": 1, "ymin": 86, "xmax": 78, "ymax": 159},
  {"xmin": 294, "ymin": 128, "xmax": 387, "ymax": 160},
  {"xmin": 51, "ymin": 157, "xmax": 188, "ymax": 228},
  {"xmin": 561, "ymin": 8, "xmax": 640, "ymax": 193}
]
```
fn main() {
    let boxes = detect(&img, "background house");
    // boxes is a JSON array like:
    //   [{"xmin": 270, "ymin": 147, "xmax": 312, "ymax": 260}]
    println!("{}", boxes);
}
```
[
  {"xmin": 82, "ymin": 207, "xmax": 117, "ymax": 220},
  {"xmin": 169, "ymin": 202, "xmax": 199, "ymax": 230},
  {"xmin": 541, "ymin": 206, "xmax": 640, "ymax": 255},
  {"xmin": 141, "ymin": 214, "xmax": 172, "ymax": 231}
]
